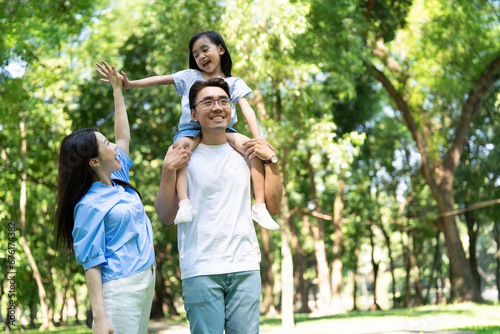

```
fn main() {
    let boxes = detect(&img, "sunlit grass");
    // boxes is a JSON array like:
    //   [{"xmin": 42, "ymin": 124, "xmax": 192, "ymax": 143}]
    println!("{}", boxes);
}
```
[
  {"xmin": 7, "ymin": 303, "xmax": 500, "ymax": 333},
  {"xmin": 260, "ymin": 303, "xmax": 500, "ymax": 334}
]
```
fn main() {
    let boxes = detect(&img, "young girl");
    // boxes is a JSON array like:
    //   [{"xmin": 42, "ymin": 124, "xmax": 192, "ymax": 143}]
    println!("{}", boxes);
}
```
[
  {"xmin": 99, "ymin": 31, "xmax": 279, "ymax": 230},
  {"xmin": 55, "ymin": 61, "xmax": 157, "ymax": 333}
]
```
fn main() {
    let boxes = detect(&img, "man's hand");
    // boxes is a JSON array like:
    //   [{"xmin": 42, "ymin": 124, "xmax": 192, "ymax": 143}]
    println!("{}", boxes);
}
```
[{"xmin": 163, "ymin": 145, "xmax": 192, "ymax": 171}]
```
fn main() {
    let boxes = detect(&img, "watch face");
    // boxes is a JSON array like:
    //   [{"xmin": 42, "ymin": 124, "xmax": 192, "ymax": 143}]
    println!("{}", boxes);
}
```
[{"xmin": 271, "ymin": 155, "xmax": 278, "ymax": 163}]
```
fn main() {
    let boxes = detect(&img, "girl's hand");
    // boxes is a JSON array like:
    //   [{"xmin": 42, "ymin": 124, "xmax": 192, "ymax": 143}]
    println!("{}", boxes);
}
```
[
  {"xmin": 121, "ymin": 71, "xmax": 132, "ymax": 89},
  {"xmin": 243, "ymin": 138, "xmax": 275, "ymax": 161},
  {"xmin": 96, "ymin": 60, "xmax": 123, "ymax": 90}
]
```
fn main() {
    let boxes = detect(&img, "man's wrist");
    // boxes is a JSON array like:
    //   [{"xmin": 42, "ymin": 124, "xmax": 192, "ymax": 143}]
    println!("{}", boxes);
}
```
[{"xmin": 263, "ymin": 154, "xmax": 278, "ymax": 164}]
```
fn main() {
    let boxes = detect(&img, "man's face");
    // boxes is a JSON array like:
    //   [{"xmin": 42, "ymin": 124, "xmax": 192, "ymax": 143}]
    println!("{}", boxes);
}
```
[{"xmin": 191, "ymin": 86, "xmax": 231, "ymax": 133}]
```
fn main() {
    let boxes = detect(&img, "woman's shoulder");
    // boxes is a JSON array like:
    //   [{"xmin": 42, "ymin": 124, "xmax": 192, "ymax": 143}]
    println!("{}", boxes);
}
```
[{"xmin": 77, "ymin": 183, "xmax": 107, "ymax": 205}]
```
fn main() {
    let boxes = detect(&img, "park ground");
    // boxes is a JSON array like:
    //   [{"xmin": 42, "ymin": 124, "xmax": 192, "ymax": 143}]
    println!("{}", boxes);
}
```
[{"xmin": 6, "ymin": 303, "xmax": 500, "ymax": 334}]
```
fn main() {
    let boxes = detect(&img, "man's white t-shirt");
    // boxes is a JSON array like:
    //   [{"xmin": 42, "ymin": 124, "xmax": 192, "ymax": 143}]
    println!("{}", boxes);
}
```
[{"xmin": 178, "ymin": 143, "xmax": 261, "ymax": 280}]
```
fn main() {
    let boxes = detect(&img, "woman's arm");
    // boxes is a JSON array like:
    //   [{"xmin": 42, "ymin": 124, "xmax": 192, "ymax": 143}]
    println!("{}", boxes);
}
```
[
  {"xmin": 155, "ymin": 145, "xmax": 192, "ymax": 224},
  {"xmin": 237, "ymin": 97, "xmax": 261, "ymax": 139},
  {"xmin": 85, "ymin": 266, "xmax": 113, "ymax": 334},
  {"xmin": 96, "ymin": 60, "xmax": 130, "ymax": 155}
]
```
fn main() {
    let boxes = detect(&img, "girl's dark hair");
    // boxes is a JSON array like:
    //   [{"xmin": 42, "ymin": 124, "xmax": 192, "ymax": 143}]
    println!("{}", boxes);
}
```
[
  {"xmin": 55, "ymin": 128, "xmax": 99, "ymax": 253},
  {"xmin": 189, "ymin": 31, "xmax": 232, "ymax": 77},
  {"xmin": 189, "ymin": 78, "xmax": 231, "ymax": 110}
]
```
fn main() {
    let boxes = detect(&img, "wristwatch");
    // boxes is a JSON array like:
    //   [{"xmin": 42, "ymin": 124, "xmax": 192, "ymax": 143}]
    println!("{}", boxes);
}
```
[{"xmin": 263, "ymin": 154, "xmax": 278, "ymax": 164}]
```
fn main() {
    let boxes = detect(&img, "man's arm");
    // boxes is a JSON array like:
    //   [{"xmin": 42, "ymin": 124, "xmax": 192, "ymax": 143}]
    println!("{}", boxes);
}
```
[
  {"xmin": 155, "ymin": 145, "xmax": 191, "ymax": 225},
  {"xmin": 263, "ymin": 162, "xmax": 282, "ymax": 216},
  {"xmin": 243, "ymin": 139, "xmax": 282, "ymax": 215}
]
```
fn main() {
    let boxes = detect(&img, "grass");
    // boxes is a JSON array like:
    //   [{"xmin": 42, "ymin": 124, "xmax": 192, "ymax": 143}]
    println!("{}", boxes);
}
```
[
  {"xmin": 258, "ymin": 303, "xmax": 500, "ymax": 334},
  {"xmin": 7, "ymin": 303, "xmax": 500, "ymax": 333}
]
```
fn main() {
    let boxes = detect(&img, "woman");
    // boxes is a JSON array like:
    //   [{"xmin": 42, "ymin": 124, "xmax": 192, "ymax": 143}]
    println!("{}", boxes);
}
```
[{"xmin": 54, "ymin": 60, "xmax": 159, "ymax": 334}]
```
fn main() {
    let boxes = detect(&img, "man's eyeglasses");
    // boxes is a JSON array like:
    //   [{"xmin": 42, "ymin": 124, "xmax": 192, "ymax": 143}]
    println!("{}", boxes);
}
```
[{"xmin": 193, "ymin": 97, "xmax": 232, "ymax": 109}]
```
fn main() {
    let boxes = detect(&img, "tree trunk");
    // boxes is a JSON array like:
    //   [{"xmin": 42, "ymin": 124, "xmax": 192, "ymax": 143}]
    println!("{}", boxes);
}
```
[
  {"xmin": 280, "ymin": 192, "xmax": 295, "ymax": 329},
  {"xmin": 1, "ymin": 275, "xmax": 10, "ymax": 331},
  {"xmin": 402, "ymin": 226, "xmax": 411, "ymax": 308},
  {"xmin": 260, "ymin": 227, "xmax": 278, "ymax": 315},
  {"xmin": 302, "ymin": 213, "xmax": 332, "ymax": 314},
  {"xmin": 152, "ymin": 244, "xmax": 180, "ymax": 318},
  {"xmin": 48, "ymin": 272, "xmax": 56, "ymax": 324},
  {"xmin": 352, "ymin": 224, "xmax": 360, "ymax": 311},
  {"xmin": 150, "ymin": 257, "xmax": 165, "ymax": 319},
  {"xmin": 58, "ymin": 278, "xmax": 69, "ymax": 324},
  {"xmin": 494, "ymin": 223, "xmax": 500, "ymax": 302},
  {"xmin": 280, "ymin": 148, "xmax": 295, "ymax": 330},
  {"xmin": 289, "ymin": 213, "xmax": 311, "ymax": 314},
  {"xmin": 441, "ymin": 214, "xmax": 479, "ymax": 302},
  {"xmin": 379, "ymin": 224, "xmax": 398, "ymax": 308},
  {"xmin": 371, "ymin": 53, "xmax": 500, "ymax": 302},
  {"xmin": 369, "ymin": 226, "xmax": 381, "ymax": 311},
  {"xmin": 19, "ymin": 116, "xmax": 54, "ymax": 331},
  {"xmin": 331, "ymin": 171, "xmax": 345, "ymax": 313},
  {"xmin": 411, "ymin": 230, "xmax": 423, "ymax": 306},
  {"xmin": 71, "ymin": 285, "xmax": 80, "ymax": 324},
  {"xmin": 29, "ymin": 300, "xmax": 36, "ymax": 328},
  {"xmin": 464, "ymin": 208, "xmax": 480, "ymax": 291},
  {"xmin": 429, "ymin": 229, "xmax": 445, "ymax": 304},
  {"xmin": 304, "ymin": 150, "xmax": 333, "ymax": 315}
]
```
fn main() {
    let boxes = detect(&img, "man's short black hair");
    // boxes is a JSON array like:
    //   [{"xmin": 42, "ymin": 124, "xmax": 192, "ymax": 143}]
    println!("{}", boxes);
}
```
[{"xmin": 189, "ymin": 78, "xmax": 231, "ymax": 110}]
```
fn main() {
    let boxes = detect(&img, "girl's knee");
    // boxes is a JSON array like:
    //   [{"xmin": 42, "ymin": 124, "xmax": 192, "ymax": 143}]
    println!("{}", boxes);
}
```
[{"xmin": 174, "ymin": 137, "xmax": 199, "ymax": 150}]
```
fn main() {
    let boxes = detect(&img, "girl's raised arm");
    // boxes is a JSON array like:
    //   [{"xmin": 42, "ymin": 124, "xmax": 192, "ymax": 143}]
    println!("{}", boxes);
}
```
[
  {"xmin": 237, "ymin": 97, "xmax": 261, "ymax": 139},
  {"xmin": 120, "ymin": 73, "xmax": 175, "ymax": 89},
  {"xmin": 96, "ymin": 60, "xmax": 131, "ymax": 155},
  {"xmin": 96, "ymin": 62, "xmax": 175, "ymax": 89}
]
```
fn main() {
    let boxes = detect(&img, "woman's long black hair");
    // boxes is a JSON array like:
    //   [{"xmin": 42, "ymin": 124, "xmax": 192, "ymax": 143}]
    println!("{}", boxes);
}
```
[
  {"xmin": 54, "ymin": 128, "xmax": 143, "ymax": 254},
  {"xmin": 54, "ymin": 128, "xmax": 99, "ymax": 253},
  {"xmin": 189, "ymin": 31, "xmax": 233, "ymax": 77}
]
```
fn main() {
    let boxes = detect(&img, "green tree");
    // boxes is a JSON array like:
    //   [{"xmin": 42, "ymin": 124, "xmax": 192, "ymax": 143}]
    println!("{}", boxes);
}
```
[{"xmin": 366, "ymin": 0, "xmax": 500, "ymax": 302}]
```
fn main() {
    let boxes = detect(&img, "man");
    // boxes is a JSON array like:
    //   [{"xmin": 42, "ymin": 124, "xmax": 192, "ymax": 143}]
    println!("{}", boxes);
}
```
[{"xmin": 155, "ymin": 78, "xmax": 282, "ymax": 333}]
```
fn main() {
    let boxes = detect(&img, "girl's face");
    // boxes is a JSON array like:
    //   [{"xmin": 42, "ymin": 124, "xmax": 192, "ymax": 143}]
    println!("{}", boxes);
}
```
[
  {"xmin": 92, "ymin": 132, "xmax": 121, "ymax": 174},
  {"xmin": 191, "ymin": 36, "xmax": 225, "ymax": 75}
]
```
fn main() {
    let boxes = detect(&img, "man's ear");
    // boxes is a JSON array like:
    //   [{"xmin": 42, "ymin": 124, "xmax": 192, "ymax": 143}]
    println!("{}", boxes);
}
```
[
  {"xmin": 89, "ymin": 158, "xmax": 100, "ymax": 168},
  {"xmin": 191, "ymin": 109, "xmax": 199, "ymax": 122}
]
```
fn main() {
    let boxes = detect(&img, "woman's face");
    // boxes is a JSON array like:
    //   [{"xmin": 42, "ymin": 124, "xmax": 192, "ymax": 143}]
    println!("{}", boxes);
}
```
[{"xmin": 94, "ymin": 132, "xmax": 121, "ymax": 173}]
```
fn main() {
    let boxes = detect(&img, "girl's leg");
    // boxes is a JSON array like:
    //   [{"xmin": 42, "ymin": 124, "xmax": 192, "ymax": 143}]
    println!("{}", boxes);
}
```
[
  {"xmin": 226, "ymin": 133, "xmax": 279, "ymax": 230},
  {"xmin": 173, "ymin": 136, "xmax": 200, "ymax": 225}
]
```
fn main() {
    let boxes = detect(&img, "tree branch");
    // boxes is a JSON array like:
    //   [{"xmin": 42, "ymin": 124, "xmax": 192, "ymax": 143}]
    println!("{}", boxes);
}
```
[
  {"xmin": 246, "ymin": 71, "xmax": 269, "ymax": 121},
  {"xmin": 371, "ymin": 64, "xmax": 439, "ymax": 196},
  {"xmin": 363, "ymin": 0, "xmax": 376, "ymax": 20},
  {"xmin": 444, "ymin": 52, "xmax": 500, "ymax": 175}
]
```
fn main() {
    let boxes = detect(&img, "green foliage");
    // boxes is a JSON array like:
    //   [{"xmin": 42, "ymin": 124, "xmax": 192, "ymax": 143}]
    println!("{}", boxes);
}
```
[{"xmin": 1, "ymin": 0, "xmax": 499, "ymax": 324}]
